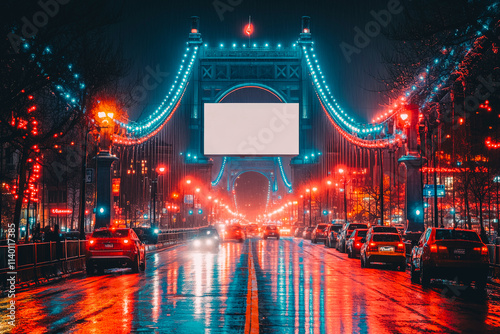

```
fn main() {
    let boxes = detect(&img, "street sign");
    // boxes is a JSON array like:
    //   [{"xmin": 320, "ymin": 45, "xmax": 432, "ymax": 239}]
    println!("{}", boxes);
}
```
[
  {"xmin": 184, "ymin": 194, "xmax": 194, "ymax": 204},
  {"xmin": 423, "ymin": 184, "xmax": 445, "ymax": 198},
  {"xmin": 86, "ymin": 168, "xmax": 94, "ymax": 183}
]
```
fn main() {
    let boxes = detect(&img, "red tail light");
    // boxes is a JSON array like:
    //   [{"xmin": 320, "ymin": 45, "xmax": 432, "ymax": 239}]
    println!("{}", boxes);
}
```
[
  {"xmin": 481, "ymin": 246, "xmax": 488, "ymax": 256},
  {"xmin": 355, "ymin": 243, "xmax": 361, "ymax": 247},
  {"xmin": 430, "ymin": 244, "xmax": 437, "ymax": 253},
  {"xmin": 123, "ymin": 239, "xmax": 130, "ymax": 244},
  {"xmin": 397, "ymin": 243, "xmax": 405, "ymax": 253},
  {"xmin": 368, "ymin": 242, "xmax": 378, "ymax": 251},
  {"xmin": 88, "ymin": 239, "xmax": 96, "ymax": 249}
]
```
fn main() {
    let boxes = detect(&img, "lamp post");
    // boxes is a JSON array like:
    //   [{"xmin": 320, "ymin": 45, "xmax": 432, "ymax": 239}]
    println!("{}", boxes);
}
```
[
  {"xmin": 151, "ymin": 166, "xmax": 166, "ymax": 229},
  {"xmin": 339, "ymin": 168, "xmax": 347, "ymax": 224},
  {"xmin": 326, "ymin": 180, "xmax": 332, "ymax": 222},
  {"xmin": 306, "ymin": 188, "xmax": 311, "ymax": 226},
  {"xmin": 495, "ymin": 176, "xmax": 500, "ymax": 237},
  {"xmin": 93, "ymin": 108, "xmax": 118, "ymax": 229}
]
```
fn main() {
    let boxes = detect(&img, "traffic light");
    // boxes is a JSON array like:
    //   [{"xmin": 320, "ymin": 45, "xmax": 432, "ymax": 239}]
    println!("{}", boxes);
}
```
[
  {"xmin": 322, "ymin": 210, "xmax": 328, "ymax": 216},
  {"xmin": 188, "ymin": 209, "xmax": 194, "ymax": 215},
  {"xmin": 198, "ymin": 209, "xmax": 203, "ymax": 215}
]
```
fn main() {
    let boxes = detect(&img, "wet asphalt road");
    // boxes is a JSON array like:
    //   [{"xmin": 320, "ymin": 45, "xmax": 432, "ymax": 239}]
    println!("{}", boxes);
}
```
[{"xmin": 2, "ymin": 237, "xmax": 500, "ymax": 334}]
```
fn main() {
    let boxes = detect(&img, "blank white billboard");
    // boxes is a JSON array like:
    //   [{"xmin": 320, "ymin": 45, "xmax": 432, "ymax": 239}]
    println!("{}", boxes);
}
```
[{"xmin": 204, "ymin": 103, "xmax": 299, "ymax": 155}]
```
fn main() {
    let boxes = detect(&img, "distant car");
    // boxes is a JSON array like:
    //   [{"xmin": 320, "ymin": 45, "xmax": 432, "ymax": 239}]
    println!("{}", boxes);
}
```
[
  {"xmin": 192, "ymin": 227, "xmax": 220, "ymax": 251},
  {"xmin": 325, "ymin": 224, "xmax": 343, "ymax": 248},
  {"xmin": 311, "ymin": 224, "xmax": 329, "ymax": 244},
  {"xmin": 367, "ymin": 226, "xmax": 399, "ymax": 235},
  {"xmin": 263, "ymin": 225, "xmax": 280, "ymax": 240},
  {"xmin": 132, "ymin": 227, "xmax": 160, "ymax": 244},
  {"xmin": 337, "ymin": 223, "xmax": 369, "ymax": 253},
  {"xmin": 279, "ymin": 226, "xmax": 291, "ymax": 236},
  {"xmin": 360, "ymin": 233, "xmax": 406, "ymax": 271},
  {"xmin": 410, "ymin": 228, "xmax": 489, "ymax": 289},
  {"xmin": 294, "ymin": 226, "xmax": 305, "ymax": 238},
  {"xmin": 224, "ymin": 225, "xmax": 245, "ymax": 242},
  {"xmin": 86, "ymin": 228, "xmax": 146, "ymax": 274},
  {"xmin": 346, "ymin": 229, "xmax": 368, "ymax": 258},
  {"xmin": 302, "ymin": 227, "xmax": 315, "ymax": 240},
  {"xmin": 246, "ymin": 225, "xmax": 259, "ymax": 236}
]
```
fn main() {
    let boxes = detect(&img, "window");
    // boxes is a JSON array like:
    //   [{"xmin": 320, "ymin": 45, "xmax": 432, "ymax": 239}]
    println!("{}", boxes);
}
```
[{"xmin": 372, "ymin": 234, "xmax": 401, "ymax": 242}]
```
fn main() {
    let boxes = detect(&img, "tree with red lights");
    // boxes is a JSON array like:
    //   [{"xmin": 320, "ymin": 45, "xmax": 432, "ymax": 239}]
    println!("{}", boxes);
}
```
[{"xmin": 0, "ymin": 1, "xmax": 130, "ymax": 241}]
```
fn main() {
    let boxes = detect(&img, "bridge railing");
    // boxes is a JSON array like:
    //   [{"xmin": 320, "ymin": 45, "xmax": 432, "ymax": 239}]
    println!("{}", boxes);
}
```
[{"xmin": 0, "ymin": 227, "xmax": 203, "ymax": 290}]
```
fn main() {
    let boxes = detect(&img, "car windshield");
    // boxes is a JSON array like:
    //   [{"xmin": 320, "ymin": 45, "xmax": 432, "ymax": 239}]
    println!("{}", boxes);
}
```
[
  {"xmin": 199, "ymin": 228, "xmax": 218, "ymax": 237},
  {"xmin": 316, "ymin": 224, "xmax": 327, "ymax": 230},
  {"xmin": 357, "ymin": 230, "xmax": 367, "ymax": 237},
  {"xmin": 266, "ymin": 226, "xmax": 277, "ymax": 230},
  {"xmin": 372, "ymin": 226, "xmax": 398, "ymax": 233},
  {"xmin": 348, "ymin": 224, "xmax": 368, "ymax": 231},
  {"xmin": 372, "ymin": 234, "xmax": 401, "ymax": 242},
  {"xmin": 435, "ymin": 229, "xmax": 481, "ymax": 242},
  {"xmin": 92, "ymin": 229, "xmax": 129, "ymax": 238}
]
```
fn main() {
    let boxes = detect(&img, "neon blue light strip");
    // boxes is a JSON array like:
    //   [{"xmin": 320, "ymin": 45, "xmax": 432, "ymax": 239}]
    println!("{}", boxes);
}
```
[
  {"xmin": 277, "ymin": 157, "xmax": 293, "ymax": 191},
  {"xmin": 211, "ymin": 157, "xmax": 227, "ymax": 186}
]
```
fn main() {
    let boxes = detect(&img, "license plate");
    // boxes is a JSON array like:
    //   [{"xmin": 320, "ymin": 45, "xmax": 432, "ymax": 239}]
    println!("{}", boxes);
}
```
[
  {"xmin": 379, "ymin": 246, "xmax": 394, "ymax": 252},
  {"xmin": 104, "ymin": 243, "xmax": 114, "ymax": 248},
  {"xmin": 454, "ymin": 249, "xmax": 466, "ymax": 255}
]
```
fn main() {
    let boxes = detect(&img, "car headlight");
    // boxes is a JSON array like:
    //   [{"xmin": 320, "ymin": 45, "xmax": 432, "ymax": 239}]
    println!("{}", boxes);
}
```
[
  {"xmin": 214, "ymin": 236, "xmax": 219, "ymax": 240},
  {"xmin": 206, "ymin": 239, "xmax": 213, "ymax": 246},
  {"xmin": 194, "ymin": 240, "xmax": 201, "ymax": 247}
]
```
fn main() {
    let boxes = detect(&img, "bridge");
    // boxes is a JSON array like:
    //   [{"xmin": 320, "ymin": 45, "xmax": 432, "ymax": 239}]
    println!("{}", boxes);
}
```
[{"xmin": 92, "ymin": 16, "xmax": 438, "ymax": 233}]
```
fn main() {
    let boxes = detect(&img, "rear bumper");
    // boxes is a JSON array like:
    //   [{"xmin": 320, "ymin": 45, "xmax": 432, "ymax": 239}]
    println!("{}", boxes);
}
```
[{"xmin": 367, "ymin": 253, "xmax": 406, "ymax": 264}]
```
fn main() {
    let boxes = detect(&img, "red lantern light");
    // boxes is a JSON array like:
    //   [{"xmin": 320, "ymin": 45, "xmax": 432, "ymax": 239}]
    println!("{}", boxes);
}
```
[{"xmin": 244, "ymin": 23, "xmax": 254, "ymax": 36}]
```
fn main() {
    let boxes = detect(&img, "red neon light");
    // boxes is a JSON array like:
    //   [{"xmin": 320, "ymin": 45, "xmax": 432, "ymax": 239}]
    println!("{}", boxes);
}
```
[
  {"xmin": 244, "ymin": 23, "xmax": 254, "ymax": 36},
  {"xmin": 486, "ymin": 137, "xmax": 500, "ymax": 149},
  {"xmin": 51, "ymin": 208, "xmax": 72, "ymax": 215}
]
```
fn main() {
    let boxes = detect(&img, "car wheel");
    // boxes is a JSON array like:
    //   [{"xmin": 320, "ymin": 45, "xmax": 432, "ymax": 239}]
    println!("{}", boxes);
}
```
[
  {"xmin": 139, "ymin": 253, "xmax": 146, "ymax": 271},
  {"xmin": 132, "ymin": 255, "xmax": 140, "ymax": 273},
  {"xmin": 86, "ymin": 261, "xmax": 93, "ymax": 275},
  {"xmin": 476, "ymin": 275, "xmax": 487, "ymax": 291},
  {"xmin": 410, "ymin": 262, "xmax": 419, "ymax": 282},
  {"xmin": 420, "ymin": 261, "xmax": 431, "ymax": 286}
]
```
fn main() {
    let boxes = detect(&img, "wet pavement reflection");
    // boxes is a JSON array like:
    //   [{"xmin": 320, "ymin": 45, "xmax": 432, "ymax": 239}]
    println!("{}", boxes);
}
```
[{"xmin": 2, "ymin": 237, "xmax": 500, "ymax": 333}]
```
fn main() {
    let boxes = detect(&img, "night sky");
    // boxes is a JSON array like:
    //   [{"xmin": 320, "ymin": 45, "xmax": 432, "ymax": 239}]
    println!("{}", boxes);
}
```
[{"xmin": 111, "ymin": 0, "xmax": 395, "ymax": 122}]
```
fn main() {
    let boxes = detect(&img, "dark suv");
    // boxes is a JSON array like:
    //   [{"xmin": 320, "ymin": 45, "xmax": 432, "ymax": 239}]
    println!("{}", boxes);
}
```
[
  {"xmin": 337, "ymin": 222, "xmax": 369, "ymax": 253},
  {"xmin": 311, "ymin": 224, "xmax": 329, "ymax": 244}
]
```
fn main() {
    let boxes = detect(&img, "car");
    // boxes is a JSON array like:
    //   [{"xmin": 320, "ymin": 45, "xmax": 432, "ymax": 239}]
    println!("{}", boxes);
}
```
[
  {"xmin": 86, "ymin": 228, "xmax": 146, "ymax": 274},
  {"xmin": 245, "ymin": 224, "xmax": 259, "ymax": 236},
  {"xmin": 325, "ymin": 224, "xmax": 343, "ymax": 248},
  {"xmin": 410, "ymin": 228, "xmax": 489, "ymax": 289},
  {"xmin": 132, "ymin": 227, "xmax": 160, "ymax": 244},
  {"xmin": 360, "ymin": 233, "xmax": 406, "ymax": 271},
  {"xmin": 263, "ymin": 225, "xmax": 280, "ymax": 239},
  {"xmin": 302, "ymin": 227, "xmax": 315, "ymax": 240},
  {"xmin": 336, "ymin": 223, "xmax": 369, "ymax": 253},
  {"xmin": 224, "ymin": 224, "xmax": 245, "ymax": 242},
  {"xmin": 294, "ymin": 226, "xmax": 305, "ymax": 237},
  {"xmin": 279, "ymin": 225, "xmax": 291, "ymax": 236},
  {"xmin": 192, "ymin": 227, "xmax": 220, "ymax": 251},
  {"xmin": 311, "ymin": 224, "xmax": 329, "ymax": 243},
  {"xmin": 367, "ymin": 225, "xmax": 399, "ymax": 235},
  {"xmin": 346, "ymin": 229, "xmax": 368, "ymax": 258}
]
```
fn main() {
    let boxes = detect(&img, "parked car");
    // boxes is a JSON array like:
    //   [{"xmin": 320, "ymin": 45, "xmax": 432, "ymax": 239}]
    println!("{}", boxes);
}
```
[
  {"xmin": 279, "ymin": 225, "xmax": 291, "ymax": 236},
  {"xmin": 346, "ymin": 229, "xmax": 368, "ymax": 258},
  {"xmin": 325, "ymin": 224, "xmax": 343, "ymax": 248},
  {"xmin": 410, "ymin": 228, "xmax": 489, "ymax": 289},
  {"xmin": 367, "ymin": 226, "xmax": 399, "ymax": 235},
  {"xmin": 337, "ymin": 223, "xmax": 369, "ymax": 253},
  {"xmin": 360, "ymin": 233, "xmax": 406, "ymax": 271},
  {"xmin": 263, "ymin": 225, "xmax": 280, "ymax": 240},
  {"xmin": 86, "ymin": 228, "xmax": 146, "ymax": 274},
  {"xmin": 224, "ymin": 224, "xmax": 245, "ymax": 242},
  {"xmin": 192, "ymin": 226, "xmax": 220, "ymax": 251},
  {"xmin": 294, "ymin": 226, "xmax": 305, "ymax": 238},
  {"xmin": 311, "ymin": 224, "xmax": 329, "ymax": 244},
  {"xmin": 302, "ymin": 227, "xmax": 315, "ymax": 240}
]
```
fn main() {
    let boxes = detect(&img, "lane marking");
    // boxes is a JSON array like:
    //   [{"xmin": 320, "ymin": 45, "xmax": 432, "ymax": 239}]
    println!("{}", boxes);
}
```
[{"xmin": 244, "ymin": 241, "xmax": 259, "ymax": 334}]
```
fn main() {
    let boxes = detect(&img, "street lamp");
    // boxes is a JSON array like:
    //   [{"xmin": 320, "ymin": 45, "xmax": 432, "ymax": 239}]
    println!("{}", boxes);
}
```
[
  {"xmin": 151, "ymin": 166, "xmax": 167, "ymax": 229},
  {"xmin": 326, "ymin": 180, "xmax": 332, "ymax": 222},
  {"xmin": 339, "ymin": 168, "xmax": 347, "ymax": 224}
]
